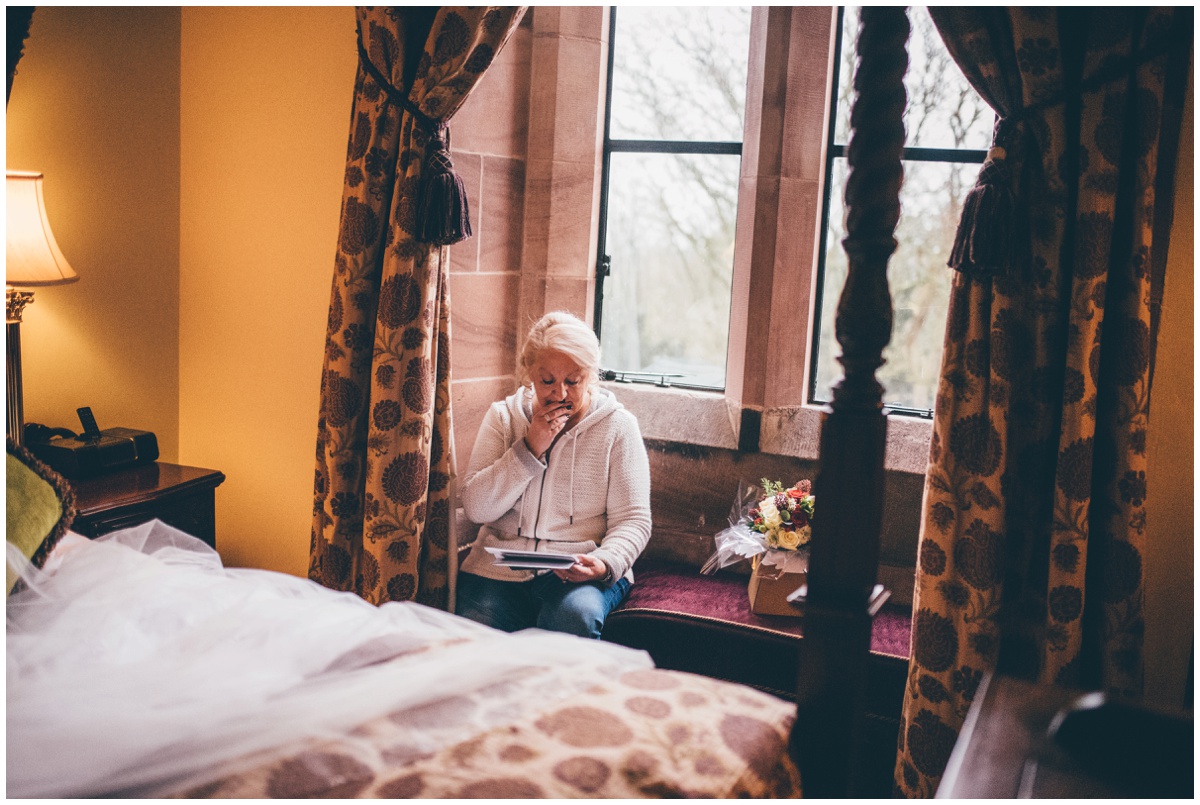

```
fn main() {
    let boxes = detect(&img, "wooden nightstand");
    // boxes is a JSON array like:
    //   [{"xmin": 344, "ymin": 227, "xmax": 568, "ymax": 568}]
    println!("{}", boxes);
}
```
[{"xmin": 71, "ymin": 462, "xmax": 226, "ymax": 549}]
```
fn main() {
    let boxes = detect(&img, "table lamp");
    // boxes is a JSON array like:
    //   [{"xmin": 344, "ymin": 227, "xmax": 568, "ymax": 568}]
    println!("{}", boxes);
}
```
[{"xmin": 6, "ymin": 170, "xmax": 79, "ymax": 447}]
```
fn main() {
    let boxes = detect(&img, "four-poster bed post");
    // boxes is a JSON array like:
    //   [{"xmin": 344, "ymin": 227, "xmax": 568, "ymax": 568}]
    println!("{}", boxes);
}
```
[{"xmin": 792, "ymin": 7, "xmax": 909, "ymax": 798}]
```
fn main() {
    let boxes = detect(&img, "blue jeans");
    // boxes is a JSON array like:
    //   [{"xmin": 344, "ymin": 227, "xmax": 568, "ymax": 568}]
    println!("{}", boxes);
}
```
[{"xmin": 456, "ymin": 571, "xmax": 631, "ymax": 639}]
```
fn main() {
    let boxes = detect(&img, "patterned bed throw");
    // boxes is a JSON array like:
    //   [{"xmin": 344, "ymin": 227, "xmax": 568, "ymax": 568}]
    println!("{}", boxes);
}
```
[
  {"xmin": 182, "ymin": 668, "xmax": 801, "ymax": 798},
  {"xmin": 8, "ymin": 522, "xmax": 800, "ymax": 798}
]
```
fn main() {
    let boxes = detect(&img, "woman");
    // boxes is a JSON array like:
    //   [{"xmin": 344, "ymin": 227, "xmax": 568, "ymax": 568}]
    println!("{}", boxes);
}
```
[{"xmin": 456, "ymin": 311, "xmax": 651, "ymax": 638}]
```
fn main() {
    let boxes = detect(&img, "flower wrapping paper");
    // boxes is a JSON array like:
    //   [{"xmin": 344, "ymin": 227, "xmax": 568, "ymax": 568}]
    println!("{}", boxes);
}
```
[{"xmin": 701, "ymin": 479, "xmax": 814, "ymax": 574}]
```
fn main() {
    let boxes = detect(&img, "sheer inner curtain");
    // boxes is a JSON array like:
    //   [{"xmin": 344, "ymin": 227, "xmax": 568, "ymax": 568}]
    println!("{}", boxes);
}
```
[
  {"xmin": 310, "ymin": 7, "xmax": 525, "ymax": 608},
  {"xmin": 894, "ymin": 8, "xmax": 1190, "ymax": 797}
]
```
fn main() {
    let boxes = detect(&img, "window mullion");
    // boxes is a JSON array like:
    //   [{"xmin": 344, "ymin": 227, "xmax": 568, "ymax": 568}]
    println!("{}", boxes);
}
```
[{"xmin": 727, "ymin": 6, "xmax": 840, "ymax": 451}]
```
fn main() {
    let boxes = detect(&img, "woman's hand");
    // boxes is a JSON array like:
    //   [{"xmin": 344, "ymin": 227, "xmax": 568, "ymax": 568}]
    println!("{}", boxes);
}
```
[
  {"xmin": 554, "ymin": 553, "xmax": 610, "ymax": 583},
  {"xmin": 524, "ymin": 397, "xmax": 574, "ymax": 459}
]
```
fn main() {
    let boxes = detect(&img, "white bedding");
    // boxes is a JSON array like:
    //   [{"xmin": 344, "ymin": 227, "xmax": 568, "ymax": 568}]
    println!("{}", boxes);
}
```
[{"xmin": 6, "ymin": 521, "xmax": 654, "ymax": 798}]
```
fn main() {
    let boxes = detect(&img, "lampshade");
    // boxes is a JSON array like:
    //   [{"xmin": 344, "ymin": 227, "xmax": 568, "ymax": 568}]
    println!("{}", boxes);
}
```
[{"xmin": 6, "ymin": 171, "xmax": 79, "ymax": 287}]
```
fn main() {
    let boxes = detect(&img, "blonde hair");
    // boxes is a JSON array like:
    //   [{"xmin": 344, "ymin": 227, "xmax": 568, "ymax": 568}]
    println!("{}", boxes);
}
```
[{"xmin": 518, "ymin": 311, "xmax": 601, "ymax": 387}]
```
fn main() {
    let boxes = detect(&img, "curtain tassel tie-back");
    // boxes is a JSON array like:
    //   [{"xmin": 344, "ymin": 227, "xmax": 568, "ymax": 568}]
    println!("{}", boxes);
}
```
[
  {"xmin": 417, "ymin": 128, "xmax": 472, "ymax": 246},
  {"xmin": 356, "ymin": 37, "xmax": 472, "ymax": 247},
  {"xmin": 947, "ymin": 144, "xmax": 1014, "ymax": 278}
]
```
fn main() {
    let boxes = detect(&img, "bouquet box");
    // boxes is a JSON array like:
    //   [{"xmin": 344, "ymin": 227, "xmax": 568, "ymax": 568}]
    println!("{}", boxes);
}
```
[{"xmin": 747, "ymin": 554, "xmax": 806, "ymax": 617}]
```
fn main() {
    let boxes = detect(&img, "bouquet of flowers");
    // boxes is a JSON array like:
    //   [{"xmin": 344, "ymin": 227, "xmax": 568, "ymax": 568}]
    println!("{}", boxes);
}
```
[{"xmin": 701, "ymin": 478, "xmax": 815, "ymax": 575}]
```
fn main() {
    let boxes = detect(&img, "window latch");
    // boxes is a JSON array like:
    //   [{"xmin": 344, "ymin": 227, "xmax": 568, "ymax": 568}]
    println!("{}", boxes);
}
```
[
  {"xmin": 601, "ymin": 369, "xmax": 686, "ymax": 388},
  {"xmin": 598, "ymin": 254, "xmax": 612, "ymax": 278}
]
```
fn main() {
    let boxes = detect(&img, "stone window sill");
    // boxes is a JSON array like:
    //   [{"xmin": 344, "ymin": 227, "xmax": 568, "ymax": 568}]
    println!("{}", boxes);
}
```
[{"xmin": 605, "ymin": 381, "xmax": 933, "ymax": 477}]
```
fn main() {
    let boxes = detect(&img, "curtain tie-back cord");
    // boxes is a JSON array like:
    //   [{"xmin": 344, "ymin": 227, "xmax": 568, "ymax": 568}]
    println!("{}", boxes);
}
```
[
  {"xmin": 949, "ymin": 30, "xmax": 1178, "ymax": 281},
  {"xmin": 946, "ymin": 118, "xmax": 1017, "ymax": 279},
  {"xmin": 356, "ymin": 36, "xmax": 472, "ymax": 247}
]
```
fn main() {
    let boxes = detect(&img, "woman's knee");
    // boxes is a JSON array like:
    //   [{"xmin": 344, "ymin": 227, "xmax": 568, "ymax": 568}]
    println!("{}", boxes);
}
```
[
  {"xmin": 455, "ymin": 573, "xmax": 532, "ymax": 633},
  {"xmin": 537, "ymin": 588, "xmax": 608, "ymax": 639}
]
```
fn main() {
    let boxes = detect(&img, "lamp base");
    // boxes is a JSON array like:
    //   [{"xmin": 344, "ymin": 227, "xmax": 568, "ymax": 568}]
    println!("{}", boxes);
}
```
[{"xmin": 6, "ymin": 287, "xmax": 33, "ymax": 446}]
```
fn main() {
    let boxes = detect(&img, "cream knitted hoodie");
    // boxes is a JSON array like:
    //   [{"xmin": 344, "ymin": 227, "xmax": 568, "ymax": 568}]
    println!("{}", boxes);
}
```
[{"xmin": 459, "ymin": 385, "xmax": 651, "ymax": 583}]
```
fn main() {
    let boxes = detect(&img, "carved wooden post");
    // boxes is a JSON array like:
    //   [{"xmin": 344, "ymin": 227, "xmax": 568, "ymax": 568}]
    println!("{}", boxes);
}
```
[{"xmin": 791, "ymin": 7, "xmax": 908, "ymax": 798}]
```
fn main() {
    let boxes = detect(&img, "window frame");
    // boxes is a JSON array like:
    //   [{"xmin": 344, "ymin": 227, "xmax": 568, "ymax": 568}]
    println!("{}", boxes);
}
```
[{"xmin": 592, "ymin": 5, "xmax": 748, "ymax": 392}]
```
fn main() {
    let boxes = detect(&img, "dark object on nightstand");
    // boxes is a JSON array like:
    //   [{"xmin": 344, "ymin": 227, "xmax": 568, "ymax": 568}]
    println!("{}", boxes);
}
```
[
  {"xmin": 28, "ymin": 427, "xmax": 159, "ymax": 478},
  {"xmin": 25, "ymin": 409, "xmax": 159, "ymax": 479},
  {"xmin": 71, "ymin": 462, "xmax": 225, "ymax": 549}
]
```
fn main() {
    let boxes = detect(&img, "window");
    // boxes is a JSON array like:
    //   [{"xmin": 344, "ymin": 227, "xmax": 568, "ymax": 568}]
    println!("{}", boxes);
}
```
[
  {"xmin": 594, "ymin": 6, "xmax": 752, "ymax": 390},
  {"xmin": 810, "ymin": 7, "xmax": 992, "ymax": 415},
  {"xmin": 592, "ymin": 6, "xmax": 990, "ymax": 442}
]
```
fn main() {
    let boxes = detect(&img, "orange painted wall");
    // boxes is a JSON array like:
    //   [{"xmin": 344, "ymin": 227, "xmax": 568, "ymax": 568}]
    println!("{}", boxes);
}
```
[
  {"xmin": 7, "ymin": 7, "xmax": 182, "ymax": 461},
  {"xmin": 179, "ymin": 6, "xmax": 356, "ymax": 575}
]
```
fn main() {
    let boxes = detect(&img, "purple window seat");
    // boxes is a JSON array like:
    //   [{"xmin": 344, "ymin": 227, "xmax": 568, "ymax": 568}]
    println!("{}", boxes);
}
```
[
  {"xmin": 601, "ymin": 559, "xmax": 912, "ymax": 718},
  {"xmin": 617, "ymin": 559, "xmax": 912, "ymax": 659}
]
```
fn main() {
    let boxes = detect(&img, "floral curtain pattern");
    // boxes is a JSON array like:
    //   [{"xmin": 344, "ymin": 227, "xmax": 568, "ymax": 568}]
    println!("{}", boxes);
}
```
[
  {"xmin": 310, "ymin": 7, "xmax": 525, "ymax": 607},
  {"xmin": 894, "ymin": 8, "xmax": 1188, "ymax": 797}
]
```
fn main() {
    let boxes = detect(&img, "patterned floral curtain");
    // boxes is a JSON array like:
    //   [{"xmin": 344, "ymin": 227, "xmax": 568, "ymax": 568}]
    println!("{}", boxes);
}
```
[
  {"xmin": 894, "ymin": 8, "xmax": 1190, "ymax": 797},
  {"xmin": 310, "ymin": 7, "xmax": 525, "ymax": 607}
]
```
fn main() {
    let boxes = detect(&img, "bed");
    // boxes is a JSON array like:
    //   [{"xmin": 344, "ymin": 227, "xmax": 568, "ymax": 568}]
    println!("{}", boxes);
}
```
[
  {"xmin": 6, "ymin": 453, "xmax": 800, "ymax": 799},
  {"xmin": 7, "ymin": 7, "xmax": 907, "ymax": 800}
]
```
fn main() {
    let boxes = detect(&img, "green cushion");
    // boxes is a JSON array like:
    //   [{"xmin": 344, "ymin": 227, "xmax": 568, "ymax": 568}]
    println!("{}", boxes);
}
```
[{"xmin": 6, "ymin": 442, "xmax": 75, "ymax": 595}]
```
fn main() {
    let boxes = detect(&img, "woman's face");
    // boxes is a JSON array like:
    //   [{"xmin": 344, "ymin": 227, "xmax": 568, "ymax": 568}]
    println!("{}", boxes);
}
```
[{"xmin": 531, "ymin": 350, "xmax": 591, "ymax": 415}]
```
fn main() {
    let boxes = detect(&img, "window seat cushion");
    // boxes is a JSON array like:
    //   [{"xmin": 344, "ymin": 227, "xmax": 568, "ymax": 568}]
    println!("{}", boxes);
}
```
[
  {"xmin": 614, "ymin": 559, "xmax": 912, "ymax": 659},
  {"xmin": 602, "ymin": 559, "xmax": 911, "ymax": 702}
]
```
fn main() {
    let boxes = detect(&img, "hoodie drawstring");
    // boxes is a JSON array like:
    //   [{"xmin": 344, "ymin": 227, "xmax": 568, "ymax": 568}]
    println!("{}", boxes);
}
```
[
  {"xmin": 517, "ymin": 481, "xmax": 529, "ymax": 537},
  {"xmin": 569, "ymin": 434, "xmax": 578, "ymax": 525}
]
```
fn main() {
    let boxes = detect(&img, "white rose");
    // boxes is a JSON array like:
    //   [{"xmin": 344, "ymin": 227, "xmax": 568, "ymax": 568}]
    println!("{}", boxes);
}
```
[
  {"xmin": 776, "ymin": 528, "xmax": 802, "ymax": 550},
  {"xmin": 759, "ymin": 500, "xmax": 783, "ymax": 531}
]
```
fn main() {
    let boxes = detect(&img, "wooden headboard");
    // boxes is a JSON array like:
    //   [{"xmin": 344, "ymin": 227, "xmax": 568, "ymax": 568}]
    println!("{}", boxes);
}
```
[{"xmin": 792, "ymin": 7, "xmax": 909, "ymax": 797}]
